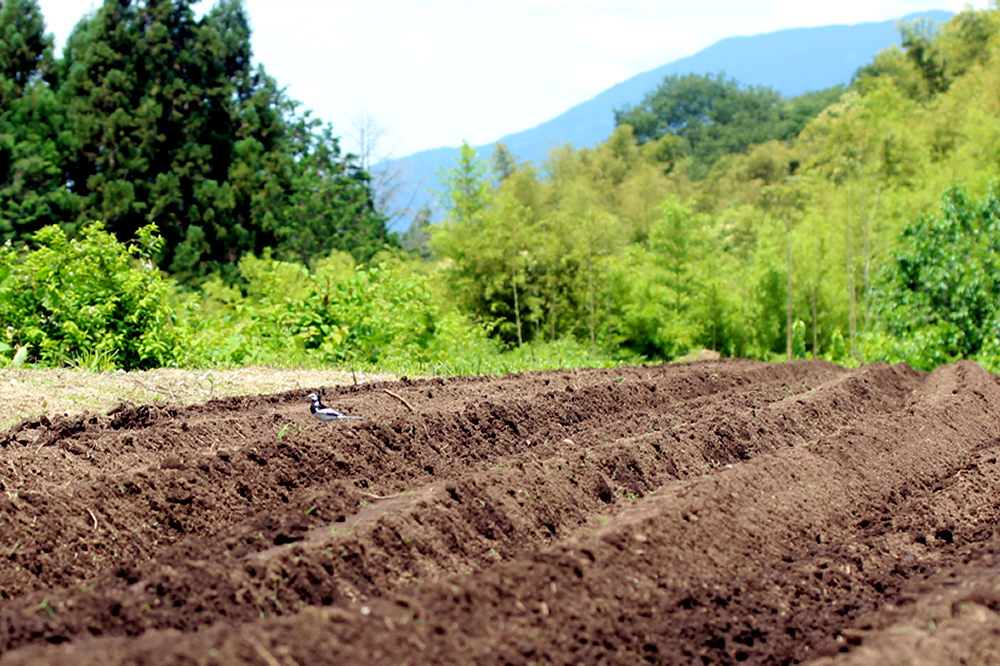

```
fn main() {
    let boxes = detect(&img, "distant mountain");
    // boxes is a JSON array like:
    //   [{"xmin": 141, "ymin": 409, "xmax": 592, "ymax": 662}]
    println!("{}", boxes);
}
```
[{"xmin": 383, "ymin": 10, "xmax": 953, "ymax": 231}]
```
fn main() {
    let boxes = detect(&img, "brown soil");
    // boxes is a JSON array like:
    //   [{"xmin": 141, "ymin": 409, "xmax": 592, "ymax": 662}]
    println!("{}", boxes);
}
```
[
  {"xmin": 0, "ymin": 359, "xmax": 998, "ymax": 665},
  {"xmin": 0, "ymin": 367, "xmax": 394, "ymax": 430}
]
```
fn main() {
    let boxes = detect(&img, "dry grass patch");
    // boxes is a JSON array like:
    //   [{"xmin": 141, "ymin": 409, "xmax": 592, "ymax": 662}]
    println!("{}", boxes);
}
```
[{"xmin": 0, "ymin": 367, "xmax": 398, "ymax": 429}]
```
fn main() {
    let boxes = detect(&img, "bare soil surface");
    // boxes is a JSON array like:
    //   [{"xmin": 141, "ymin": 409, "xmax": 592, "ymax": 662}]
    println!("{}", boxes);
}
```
[
  {"xmin": 0, "ymin": 367, "xmax": 394, "ymax": 430},
  {"xmin": 0, "ymin": 359, "xmax": 999, "ymax": 665}
]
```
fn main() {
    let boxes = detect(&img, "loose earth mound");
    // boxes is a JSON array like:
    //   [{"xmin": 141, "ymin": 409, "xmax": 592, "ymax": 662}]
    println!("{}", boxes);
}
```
[{"xmin": 0, "ymin": 359, "xmax": 999, "ymax": 665}]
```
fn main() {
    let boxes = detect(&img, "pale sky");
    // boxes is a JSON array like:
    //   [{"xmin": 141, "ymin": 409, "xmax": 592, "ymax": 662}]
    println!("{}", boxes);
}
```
[{"xmin": 36, "ymin": 0, "xmax": 986, "ymax": 159}]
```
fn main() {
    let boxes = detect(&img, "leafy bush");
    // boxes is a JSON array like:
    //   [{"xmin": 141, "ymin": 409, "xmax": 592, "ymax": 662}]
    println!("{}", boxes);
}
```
[
  {"xmin": 175, "ymin": 251, "xmax": 488, "ymax": 370},
  {"xmin": 0, "ymin": 220, "xmax": 616, "ymax": 376},
  {"xmin": 0, "ymin": 222, "xmax": 180, "ymax": 369},
  {"xmin": 863, "ymin": 184, "xmax": 1000, "ymax": 370}
]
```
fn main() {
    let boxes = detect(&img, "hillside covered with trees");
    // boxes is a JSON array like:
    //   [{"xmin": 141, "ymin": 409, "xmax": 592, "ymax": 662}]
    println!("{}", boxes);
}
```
[
  {"xmin": 1, "ymin": 2, "xmax": 999, "ymax": 375},
  {"xmin": 432, "ymin": 7, "xmax": 1000, "ymax": 373}
]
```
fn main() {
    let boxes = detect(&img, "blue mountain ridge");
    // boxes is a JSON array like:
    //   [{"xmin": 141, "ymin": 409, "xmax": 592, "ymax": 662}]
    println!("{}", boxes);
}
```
[{"xmin": 383, "ymin": 10, "xmax": 953, "ymax": 231}]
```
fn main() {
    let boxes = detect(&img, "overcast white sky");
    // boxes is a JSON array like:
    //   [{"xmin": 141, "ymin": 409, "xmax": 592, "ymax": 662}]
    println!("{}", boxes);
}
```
[{"xmin": 36, "ymin": 0, "xmax": 986, "ymax": 158}]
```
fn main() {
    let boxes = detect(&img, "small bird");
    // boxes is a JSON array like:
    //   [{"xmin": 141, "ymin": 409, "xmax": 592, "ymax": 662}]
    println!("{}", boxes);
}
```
[{"xmin": 306, "ymin": 392, "xmax": 362, "ymax": 426}]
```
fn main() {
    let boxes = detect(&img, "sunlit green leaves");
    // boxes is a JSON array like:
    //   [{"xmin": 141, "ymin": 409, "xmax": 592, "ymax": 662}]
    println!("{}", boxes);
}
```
[
  {"xmin": 866, "ymin": 184, "xmax": 1000, "ymax": 369},
  {"xmin": 0, "ymin": 222, "xmax": 179, "ymax": 369}
]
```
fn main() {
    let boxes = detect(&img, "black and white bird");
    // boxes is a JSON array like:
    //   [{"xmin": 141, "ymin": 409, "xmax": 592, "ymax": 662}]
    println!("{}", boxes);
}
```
[{"xmin": 306, "ymin": 392, "xmax": 362, "ymax": 426}]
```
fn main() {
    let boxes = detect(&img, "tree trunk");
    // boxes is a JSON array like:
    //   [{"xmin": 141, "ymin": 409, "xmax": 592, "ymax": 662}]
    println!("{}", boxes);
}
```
[
  {"xmin": 512, "ymin": 263, "xmax": 523, "ymax": 347},
  {"xmin": 812, "ymin": 282, "xmax": 818, "ymax": 359},
  {"xmin": 712, "ymin": 291, "xmax": 718, "ymax": 352},
  {"xmin": 862, "ymin": 185, "xmax": 881, "ymax": 328},
  {"xmin": 812, "ymin": 217, "xmax": 821, "ymax": 358},
  {"xmin": 786, "ymin": 233, "xmax": 794, "ymax": 362},
  {"xmin": 847, "ymin": 197, "xmax": 858, "ymax": 361},
  {"xmin": 605, "ymin": 262, "xmax": 612, "ymax": 354},
  {"xmin": 587, "ymin": 253, "xmax": 595, "ymax": 349},
  {"xmin": 550, "ymin": 292, "xmax": 557, "ymax": 342}
]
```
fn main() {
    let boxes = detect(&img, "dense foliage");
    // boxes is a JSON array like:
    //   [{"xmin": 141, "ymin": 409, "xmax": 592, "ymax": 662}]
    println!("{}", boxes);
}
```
[
  {"xmin": 3, "ymin": 4, "xmax": 1000, "ymax": 376},
  {"xmin": 865, "ymin": 184, "xmax": 1000, "ymax": 370},
  {"xmin": 0, "ymin": 218, "xmax": 610, "ymax": 373},
  {"xmin": 614, "ymin": 73, "xmax": 843, "ymax": 179},
  {"xmin": 430, "ymin": 6, "xmax": 1000, "ymax": 370},
  {"xmin": 0, "ymin": 222, "xmax": 179, "ymax": 369},
  {"xmin": 0, "ymin": 0, "xmax": 394, "ymax": 284}
]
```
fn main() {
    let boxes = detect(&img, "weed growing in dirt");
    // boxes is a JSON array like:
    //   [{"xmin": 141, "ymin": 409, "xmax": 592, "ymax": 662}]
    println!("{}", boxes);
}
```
[
  {"xmin": 36, "ymin": 598, "xmax": 55, "ymax": 618},
  {"xmin": 277, "ymin": 423, "xmax": 300, "ymax": 439}
]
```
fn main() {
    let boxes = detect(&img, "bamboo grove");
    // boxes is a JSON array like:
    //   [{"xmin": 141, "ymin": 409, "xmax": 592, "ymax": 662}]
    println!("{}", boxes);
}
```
[{"xmin": 431, "ymin": 7, "xmax": 1000, "ymax": 372}]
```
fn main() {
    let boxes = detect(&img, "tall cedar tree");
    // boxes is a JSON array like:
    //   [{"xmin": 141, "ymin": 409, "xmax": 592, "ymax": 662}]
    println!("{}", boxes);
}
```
[
  {"xmin": 0, "ymin": 0, "xmax": 392, "ymax": 284},
  {"xmin": 0, "ymin": 0, "xmax": 80, "ymax": 236}
]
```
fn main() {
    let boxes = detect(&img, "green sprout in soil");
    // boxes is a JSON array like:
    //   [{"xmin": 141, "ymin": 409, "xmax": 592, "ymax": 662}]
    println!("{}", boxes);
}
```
[{"xmin": 36, "ymin": 598, "xmax": 56, "ymax": 618}]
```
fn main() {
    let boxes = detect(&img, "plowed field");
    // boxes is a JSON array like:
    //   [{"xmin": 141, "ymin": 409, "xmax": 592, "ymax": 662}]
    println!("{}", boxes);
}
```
[{"xmin": 1, "ymin": 359, "xmax": 999, "ymax": 665}]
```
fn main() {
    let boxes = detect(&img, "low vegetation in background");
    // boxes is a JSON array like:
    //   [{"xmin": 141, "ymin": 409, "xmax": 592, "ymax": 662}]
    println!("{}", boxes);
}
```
[
  {"xmin": 863, "ymin": 183, "xmax": 1000, "ymax": 372},
  {"xmin": 0, "ymin": 222, "xmax": 179, "ymax": 369},
  {"xmin": 1, "ymin": 2, "xmax": 1000, "ymax": 377},
  {"xmin": 0, "ymin": 219, "xmax": 620, "ymax": 373}
]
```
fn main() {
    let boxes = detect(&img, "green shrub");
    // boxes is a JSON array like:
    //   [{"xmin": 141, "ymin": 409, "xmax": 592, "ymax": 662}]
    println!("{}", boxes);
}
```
[
  {"xmin": 0, "ymin": 222, "xmax": 181, "ymax": 369},
  {"xmin": 0, "ymin": 223, "xmax": 626, "ymax": 375},
  {"xmin": 864, "ymin": 184, "xmax": 1000, "ymax": 370},
  {"xmin": 176, "ymin": 251, "xmax": 480, "ymax": 370}
]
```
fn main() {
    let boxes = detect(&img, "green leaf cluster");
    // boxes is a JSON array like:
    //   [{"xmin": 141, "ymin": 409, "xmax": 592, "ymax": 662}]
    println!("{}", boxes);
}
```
[
  {"xmin": 615, "ymin": 72, "xmax": 843, "ymax": 179},
  {"xmin": 865, "ymin": 184, "xmax": 1000, "ymax": 370},
  {"xmin": 174, "ymin": 248, "xmax": 538, "ymax": 373},
  {"xmin": 0, "ymin": 221, "xmax": 179, "ymax": 369}
]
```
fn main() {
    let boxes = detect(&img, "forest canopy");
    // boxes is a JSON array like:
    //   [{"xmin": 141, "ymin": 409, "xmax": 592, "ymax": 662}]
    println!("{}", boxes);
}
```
[
  {"xmin": 0, "ymin": 0, "xmax": 395, "ymax": 285},
  {"xmin": 614, "ymin": 73, "xmax": 844, "ymax": 179}
]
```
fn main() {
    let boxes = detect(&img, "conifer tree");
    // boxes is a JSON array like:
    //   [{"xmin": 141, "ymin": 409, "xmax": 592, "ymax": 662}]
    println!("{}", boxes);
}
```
[
  {"xmin": 0, "ymin": 0, "xmax": 394, "ymax": 283},
  {"xmin": 0, "ymin": 0, "xmax": 78, "ymax": 239},
  {"xmin": 0, "ymin": 0, "xmax": 52, "ymax": 98}
]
